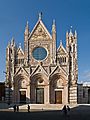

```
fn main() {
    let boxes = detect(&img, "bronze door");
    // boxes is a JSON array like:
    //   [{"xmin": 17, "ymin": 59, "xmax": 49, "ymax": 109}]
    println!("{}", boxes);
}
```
[
  {"xmin": 36, "ymin": 88, "xmax": 44, "ymax": 104},
  {"xmin": 20, "ymin": 91, "xmax": 26, "ymax": 103},
  {"xmin": 55, "ymin": 91, "xmax": 62, "ymax": 104}
]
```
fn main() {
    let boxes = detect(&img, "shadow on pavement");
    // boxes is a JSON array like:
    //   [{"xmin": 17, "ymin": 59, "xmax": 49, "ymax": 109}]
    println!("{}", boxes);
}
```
[{"xmin": 0, "ymin": 105, "xmax": 90, "ymax": 120}]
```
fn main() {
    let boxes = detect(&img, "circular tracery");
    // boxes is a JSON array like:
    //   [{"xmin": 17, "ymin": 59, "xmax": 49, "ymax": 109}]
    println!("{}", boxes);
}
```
[{"xmin": 32, "ymin": 47, "xmax": 47, "ymax": 60}]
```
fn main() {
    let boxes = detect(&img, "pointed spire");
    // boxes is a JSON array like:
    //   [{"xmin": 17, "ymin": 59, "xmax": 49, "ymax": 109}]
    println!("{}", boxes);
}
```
[
  {"xmin": 60, "ymin": 40, "xmax": 62, "ymax": 45},
  {"xmin": 66, "ymin": 30, "xmax": 68, "ymax": 36},
  {"xmin": 25, "ymin": 21, "xmax": 29, "ymax": 35},
  {"xmin": 70, "ymin": 26, "xmax": 72, "ymax": 33},
  {"xmin": 53, "ymin": 19, "xmax": 55, "ymax": 25},
  {"xmin": 69, "ymin": 26, "xmax": 73, "ymax": 36},
  {"xmin": 7, "ymin": 41, "xmax": 10, "ymax": 48},
  {"xmin": 11, "ymin": 37, "xmax": 15, "ymax": 46},
  {"xmin": 26, "ymin": 21, "xmax": 29, "ymax": 28},
  {"xmin": 52, "ymin": 19, "xmax": 56, "ymax": 33},
  {"xmin": 74, "ymin": 30, "xmax": 77, "ymax": 37},
  {"xmin": 66, "ymin": 30, "xmax": 69, "ymax": 39},
  {"xmin": 8, "ymin": 41, "xmax": 10, "ymax": 46},
  {"xmin": 38, "ymin": 12, "xmax": 42, "ymax": 20},
  {"xmin": 19, "ymin": 43, "xmax": 21, "ymax": 49}
]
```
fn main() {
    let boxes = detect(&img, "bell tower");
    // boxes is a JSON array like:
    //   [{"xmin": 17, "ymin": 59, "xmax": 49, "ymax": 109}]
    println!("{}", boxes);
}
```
[{"xmin": 66, "ymin": 27, "xmax": 78, "ymax": 104}]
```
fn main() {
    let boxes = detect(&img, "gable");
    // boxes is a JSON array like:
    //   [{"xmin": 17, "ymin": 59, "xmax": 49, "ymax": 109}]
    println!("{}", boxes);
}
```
[
  {"xmin": 50, "ymin": 66, "xmax": 68, "ymax": 78},
  {"xmin": 17, "ymin": 48, "xmax": 24, "ymax": 57},
  {"xmin": 57, "ymin": 44, "xmax": 67, "ymax": 55},
  {"xmin": 31, "ymin": 65, "xmax": 48, "ymax": 77},
  {"xmin": 59, "ymin": 47, "xmax": 65, "ymax": 54},
  {"xmin": 29, "ymin": 20, "xmax": 52, "ymax": 41},
  {"xmin": 14, "ymin": 67, "xmax": 29, "ymax": 77}
]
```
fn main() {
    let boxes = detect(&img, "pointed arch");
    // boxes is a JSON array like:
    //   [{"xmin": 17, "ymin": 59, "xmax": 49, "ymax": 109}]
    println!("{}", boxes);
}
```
[
  {"xmin": 13, "ymin": 74, "xmax": 30, "ymax": 103},
  {"xmin": 31, "ymin": 73, "xmax": 49, "ymax": 85},
  {"xmin": 49, "ymin": 73, "xmax": 68, "ymax": 104},
  {"xmin": 50, "ymin": 73, "xmax": 67, "ymax": 87},
  {"xmin": 30, "ymin": 73, "xmax": 49, "ymax": 104}
]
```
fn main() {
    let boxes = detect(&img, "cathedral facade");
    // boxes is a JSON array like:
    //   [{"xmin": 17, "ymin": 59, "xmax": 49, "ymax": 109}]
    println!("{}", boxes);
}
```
[{"xmin": 5, "ymin": 14, "xmax": 78, "ymax": 105}]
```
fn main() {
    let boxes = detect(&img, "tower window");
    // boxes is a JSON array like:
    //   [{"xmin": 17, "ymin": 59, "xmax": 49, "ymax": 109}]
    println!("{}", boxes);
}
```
[
  {"xmin": 65, "ymin": 57, "xmax": 66, "ymax": 62},
  {"xmin": 69, "ymin": 46, "xmax": 71, "ymax": 52},
  {"xmin": 59, "ymin": 57, "xmax": 66, "ymax": 64},
  {"xmin": 62, "ymin": 57, "xmax": 64, "ymax": 62},
  {"xmin": 15, "ymin": 59, "xmax": 24, "ymax": 64},
  {"xmin": 11, "ymin": 49, "xmax": 12, "ymax": 54},
  {"xmin": 59, "ymin": 57, "xmax": 62, "ymax": 63},
  {"xmin": 73, "ymin": 44, "xmax": 75, "ymax": 52}
]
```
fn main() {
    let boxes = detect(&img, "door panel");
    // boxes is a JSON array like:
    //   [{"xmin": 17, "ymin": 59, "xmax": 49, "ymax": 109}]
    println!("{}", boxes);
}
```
[
  {"xmin": 20, "ymin": 91, "xmax": 26, "ymax": 103},
  {"xmin": 36, "ymin": 88, "xmax": 44, "ymax": 104},
  {"xmin": 55, "ymin": 91, "xmax": 62, "ymax": 104}
]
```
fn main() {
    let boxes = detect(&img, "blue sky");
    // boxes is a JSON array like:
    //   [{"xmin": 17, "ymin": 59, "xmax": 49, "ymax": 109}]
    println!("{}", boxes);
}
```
[{"xmin": 0, "ymin": 0, "xmax": 90, "ymax": 82}]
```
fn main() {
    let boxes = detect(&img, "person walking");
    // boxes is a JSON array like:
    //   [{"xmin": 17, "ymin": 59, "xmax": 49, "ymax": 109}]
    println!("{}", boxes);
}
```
[
  {"xmin": 28, "ymin": 105, "xmax": 30, "ymax": 112},
  {"xmin": 17, "ymin": 105, "xmax": 19, "ymax": 112},
  {"xmin": 67, "ymin": 105, "xmax": 70, "ymax": 111},
  {"xmin": 67, "ymin": 105, "xmax": 70, "ymax": 115},
  {"xmin": 62, "ymin": 105, "xmax": 67, "ymax": 115},
  {"xmin": 13, "ymin": 105, "xmax": 16, "ymax": 112}
]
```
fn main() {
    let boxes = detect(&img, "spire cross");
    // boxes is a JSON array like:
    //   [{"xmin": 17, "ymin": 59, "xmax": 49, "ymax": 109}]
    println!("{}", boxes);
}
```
[
  {"xmin": 26, "ymin": 21, "xmax": 29, "ymax": 26},
  {"xmin": 19, "ymin": 43, "xmax": 21, "ymax": 48},
  {"xmin": 39, "ymin": 12, "xmax": 42, "ymax": 20},
  {"xmin": 60, "ymin": 40, "xmax": 62, "ymax": 45},
  {"xmin": 53, "ymin": 19, "xmax": 55, "ymax": 25},
  {"xmin": 70, "ymin": 26, "xmax": 72, "ymax": 29},
  {"xmin": 70, "ymin": 26, "xmax": 73, "ymax": 33}
]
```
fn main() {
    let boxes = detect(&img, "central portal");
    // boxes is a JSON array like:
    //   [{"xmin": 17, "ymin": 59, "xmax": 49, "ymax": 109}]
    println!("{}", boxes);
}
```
[
  {"xmin": 55, "ymin": 91, "xmax": 62, "ymax": 104},
  {"xmin": 36, "ymin": 88, "xmax": 44, "ymax": 104},
  {"xmin": 20, "ymin": 91, "xmax": 26, "ymax": 103}
]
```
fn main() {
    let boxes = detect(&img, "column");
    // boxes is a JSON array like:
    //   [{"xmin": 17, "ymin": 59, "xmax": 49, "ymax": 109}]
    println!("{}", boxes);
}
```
[{"xmin": 44, "ymin": 85, "xmax": 49, "ymax": 104}]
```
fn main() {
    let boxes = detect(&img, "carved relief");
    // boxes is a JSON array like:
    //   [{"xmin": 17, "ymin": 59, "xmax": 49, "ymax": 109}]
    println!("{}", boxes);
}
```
[
  {"xmin": 31, "ymin": 24, "xmax": 50, "ymax": 40},
  {"xmin": 19, "ymin": 80, "xmax": 28, "ymax": 89},
  {"xmin": 37, "ymin": 79, "xmax": 44, "ymax": 84},
  {"xmin": 56, "ymin": 79, "xmax": 63, "ymax": 88},
  {"xmin": 58, "ymin": 47, "xmax": 66, "ymax": 55}
]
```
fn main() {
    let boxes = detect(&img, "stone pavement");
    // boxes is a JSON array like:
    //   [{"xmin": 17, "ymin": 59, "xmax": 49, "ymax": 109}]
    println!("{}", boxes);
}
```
[{"xmin": 0, "ymin": 105, "xmax": 90, "ymax": 120}]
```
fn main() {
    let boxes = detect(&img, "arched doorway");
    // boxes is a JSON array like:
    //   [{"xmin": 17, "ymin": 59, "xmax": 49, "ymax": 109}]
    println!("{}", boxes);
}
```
[
  {"xmin": 30, "ymin": 73, "xmax": 49, "ymax": 104},
  {"xmin": 14, "ymin": 74, "xmax": 30, "ymax": 104},
  {"xmin": 50, "ymin": 73, "xmax": 68, "ymax": 104}
]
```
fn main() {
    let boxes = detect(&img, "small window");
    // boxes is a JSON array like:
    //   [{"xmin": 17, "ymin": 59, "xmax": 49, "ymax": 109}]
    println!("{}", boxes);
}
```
[
  {"xmin": 69, "ymin": 46, "xmax": 71, "ymax": 51},
  {"xmin": 59, "ymin": 57, "xmax": 62, "ymax": 63},
  {"xmin": 65, "ymin": 57, "xmax": 66, "ymax": 62},
  {"xmin": 62, "ymin": 57, "xmax": 64, "ymax": 62},
  {"xmin": 11, "ymin": 49, "xmax": 12, "ymax": 54},
  {"xmin": 73, "ymin": 44, "xmax": 75, "ymax": 52}
]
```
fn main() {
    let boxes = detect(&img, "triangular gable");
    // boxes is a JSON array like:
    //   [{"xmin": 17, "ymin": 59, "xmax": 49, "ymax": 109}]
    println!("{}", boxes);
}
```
[
  {"xmin": 50, "ymin": 65, "xmax": 68, "ymax": 77},
  {"xmin": 31, "ymin": 65, "xmax": 48, "ymax": 77},
  {"xmin": 14, "ymin": 66, "xmax": 29, "ymax": 77},
  {"xmin": 57, "ymin": 43, "xmax": 67, "ymax": 55},
  {"xmin": 17, "ymin": 47, "xmax": 24, "ymax": 56},
  {"xmin": 29, "ymin": 19, "xmax": 52, "ymax": 40}
]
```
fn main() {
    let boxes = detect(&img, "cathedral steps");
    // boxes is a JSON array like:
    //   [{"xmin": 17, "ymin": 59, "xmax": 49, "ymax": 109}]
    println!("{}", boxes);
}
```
[{"xmin": 8, "ymin": 104, "xmax": 78, "ymax": 110}]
